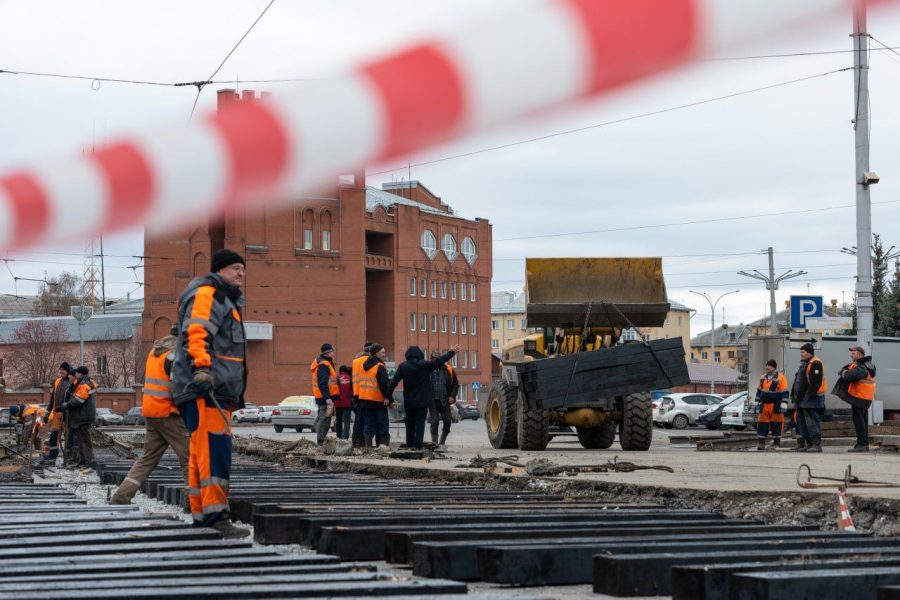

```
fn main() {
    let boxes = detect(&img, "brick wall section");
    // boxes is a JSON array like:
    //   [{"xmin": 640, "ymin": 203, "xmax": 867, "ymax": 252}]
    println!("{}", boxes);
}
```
[
  {"xmin": 143, "ymin": 90, "xmax": 492, "ymax": 405},
  {"xmin": 1, "ymin": 387, "xmax": 142, "ymax": 413}
]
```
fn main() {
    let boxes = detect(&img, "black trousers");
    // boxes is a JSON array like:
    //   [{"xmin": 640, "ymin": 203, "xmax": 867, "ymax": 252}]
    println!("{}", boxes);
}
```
[
  {"xmin": 73, "ymin": 424, "xmax": 94, "ymax": 466},
  {"xmin": 429, "ymin": 403, "xmax": 452, "ymax": 441},
  {"xmin": 404, "ymin": 407, "xmax": 428, "ymax": 449},
  {"xmin": 851, "ymin": 404, "xmax": 869, "ymax": 446}
]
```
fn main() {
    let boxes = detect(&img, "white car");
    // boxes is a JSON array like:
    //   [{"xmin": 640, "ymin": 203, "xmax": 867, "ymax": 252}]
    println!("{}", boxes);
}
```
[
  {"xmin": 272, "ymin": 396, "xmax": 318, "ymax": 433},
  {"xmin": 258, "ymin": 405, "xmax": 276, "ymax": 423},
  {"xmin": 719, "ymin": 391, "xmax": 751, "ymax": 430},
  {"xmin": 233, "ymin": 403, "xmax": 260, "ymax": 423},
  {"xmin": 655, "ymin": 393, "xmax": 724, "ymax": 430}
]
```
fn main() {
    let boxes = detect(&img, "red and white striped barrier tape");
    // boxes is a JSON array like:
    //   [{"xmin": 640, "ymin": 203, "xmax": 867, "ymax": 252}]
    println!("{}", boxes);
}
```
[{"xmin": 0, "ymin": 0, "xmax": 882, "ymax": 251}]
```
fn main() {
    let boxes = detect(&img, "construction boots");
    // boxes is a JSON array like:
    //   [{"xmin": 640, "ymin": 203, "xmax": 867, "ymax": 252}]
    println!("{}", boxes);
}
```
[
  {"xmin": 375, "ymin": 434, "xmax": 391, "ymax": 448},
  {"xmin": 793, "ymin": 438, "xmax": 807, "ymax": 452},
  {"xmin": 439, "ymin": 430, "xmax": 449, "ymax": 446},
  {"xmin": 757, "ymin": 439, "xmax": 767, "ymax": 451},
  {"xmin": 772, "ymin": 437, "xmax": 781, "ymax": 449},
  {"xmin": 849, "ymin": 444, "xmax": 870, "ymax": 453},
  {"xmin": 363, "ymin": 435, "xmax": 374, "ymax": 448},
  {"xmin": 211, "ymin": 518, "xmax": 250, "ymax": 539},
  {"xmin": 351, "ymin": 435, "xmax": 365, "ymax": 448},
  {"xmin": 808, "ymin": 436, "xmax": 823, "ymax": 453}
]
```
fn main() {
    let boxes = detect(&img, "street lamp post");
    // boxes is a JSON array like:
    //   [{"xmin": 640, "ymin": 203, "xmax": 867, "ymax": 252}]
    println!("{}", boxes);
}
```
[
  {"xmin": 690, "ymin": 289, "xmax": 739, "ymax": 394},
  {"xmin": 70, "ymin": 304, "xmax": 94, "ymax": 366}
]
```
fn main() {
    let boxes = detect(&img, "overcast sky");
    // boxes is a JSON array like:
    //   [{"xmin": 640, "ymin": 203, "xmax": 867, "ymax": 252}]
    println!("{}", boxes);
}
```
[{"xmin": 2, "ymin": 1, "xmax": 899, "ymax": 337}]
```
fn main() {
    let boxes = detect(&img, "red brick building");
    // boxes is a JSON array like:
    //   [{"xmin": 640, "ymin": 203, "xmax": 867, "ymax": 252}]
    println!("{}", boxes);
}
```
[{"xmin": 143, "ymin": 90, "xmax": 492, "ymax": 405}]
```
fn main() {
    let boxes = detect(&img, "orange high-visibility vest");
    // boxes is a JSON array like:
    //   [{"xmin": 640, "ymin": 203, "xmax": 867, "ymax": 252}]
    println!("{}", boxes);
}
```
[
  {"xmin": 758, "ymin": 373, "xmax": 788, "ymax": 394},
  {"xmin": 142, "ymin": 350, "xmax": 177, "ymax": 418},
  {"xmin": 806, "ymin": 358, "xmax": 827, "ymax": 395},
  {"xmin": 357, "ymin": 362, "xmax": 385, "ymax": 403},
  {"xmin": 847, "ymin": 362, "xmax": 876, "ymax": 401},
  {"xmin": 351, "ymin": 354, "xmax": 368, "ymax": 398},
  {"xmin": 311, "ymin": 359, "xmax": 339, "ymax": 399}
]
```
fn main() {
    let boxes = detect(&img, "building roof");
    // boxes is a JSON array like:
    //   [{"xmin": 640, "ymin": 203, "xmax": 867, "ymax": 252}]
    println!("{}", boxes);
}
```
[
  {"xmin": 0, "ymin": 313, "xmax": 141, "ymax": 344},
  {"xmin": 691, "ymin": 323, "xmax": 751, "ymax": 347},
  {"xmin": 668, "ymin": 300, "xmax": 692, "ymax": 313},
  {"xmin": 491, "ymin": 290, "xmax": 526, "ymax": 315},
  {"xmin": 688, "ymin": 363, "xmax": 743, "ymax": 384},
  {"xmin": 747, "ymin": 305, "xmax": 851, "ymax": 328},
  {"xmin": 0, "ymin": 295, "xmax": 39, "ymax": 318},
  {"xmin": 104, "ymin": 297, "xmax": 144, "ymax": 314},
  {"xmin": 365, "ymin": 186, "xmax": 462, "ymax": 219}
]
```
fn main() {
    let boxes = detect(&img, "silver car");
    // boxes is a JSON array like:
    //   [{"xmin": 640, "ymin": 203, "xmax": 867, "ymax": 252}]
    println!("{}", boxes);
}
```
[
  {"xmin": 271, "ymin": 396, "xmax": 318, "ymax": 433},
  {"xmin": 655, "ymin": 393, "xmax": 724, "ymax": 430}
]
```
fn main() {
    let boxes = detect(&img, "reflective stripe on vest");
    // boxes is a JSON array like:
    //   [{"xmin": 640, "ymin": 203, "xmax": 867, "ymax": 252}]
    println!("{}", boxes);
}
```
[
  {"xmin": 358, "ymin": 362, "xmax": 385, "ymax": 403},
  {"xmin": 806, "ymin": 358, "xmax": 828, "ymax": 395},
  {"xmin": 351, "ymin": 355, "xmax": 368, "ymax": 397},
  {"xmin": 142, "ymin": 351, "xmax": 177, "ymax": 418},
  {"xmin": 847, "ymin": 362, "xmax": 876, "ymax": 401},
  {"xmin": 310, "ymin": 359, "xmax": 339, "ymax": 399}
]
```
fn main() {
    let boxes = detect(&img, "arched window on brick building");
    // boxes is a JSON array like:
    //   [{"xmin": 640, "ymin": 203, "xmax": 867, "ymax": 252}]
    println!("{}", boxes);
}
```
[
  {"xmin": 302, "ymin": 208, "xmax": 314, "ymax": 250},
  {"xmin": 193, "ymin": 252, "xmax": 208, "ymax": 277},
  {"xmin": 320, "ymin": 210, "xmax": 333, "ymax": 251}
]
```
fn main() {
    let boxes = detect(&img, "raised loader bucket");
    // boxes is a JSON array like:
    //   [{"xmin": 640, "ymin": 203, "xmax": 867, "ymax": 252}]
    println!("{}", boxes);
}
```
[{"xmin": 525, "ymin": 257, "xmax": 669, "ymax": 328}]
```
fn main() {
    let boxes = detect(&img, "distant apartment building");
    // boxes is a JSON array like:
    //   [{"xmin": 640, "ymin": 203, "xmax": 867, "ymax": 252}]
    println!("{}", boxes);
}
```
[
  {"xmin": 490, "ymin": 290, "xmax": 537, "ymax": 353},
  {"xmin": 623, "ymin": 300, "xmax": 693, "ymax": 357}
]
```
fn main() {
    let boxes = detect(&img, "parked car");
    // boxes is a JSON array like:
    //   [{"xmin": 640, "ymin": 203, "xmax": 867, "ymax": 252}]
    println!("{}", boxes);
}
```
[
  {"xmin": 699, "ymin": 392, "xmax": 747, "ymax": 430},
  {"xmin": 271, "ymin": 396, "xmax": 317, "ymax": 433},
  {"xmin": 456, "ymin": 403, "xmax": 480, "ymax": 421},
  {"xmin": 122, "ymin": 406, "xmax": 145, "ymax": 426},
  {"xmin": 258, "ymin": 405, "xmax": 276, "ymax": 423},
  {"xmin": 94, "ymin": 407, "xmax": 124, "ymax": 426},
  {"xmin": 0, "ymin": 407, "xmax": 10, "ymax": 428},
  {"xmin": 233, "ymin": 403, "xmax": 260, "ymax": 423},
  {"xmin": 654, "ymin": 393, "xmax": 725, "ymax": 430},
  {"xmin": 720, "ymin": 391, "xmax": 754, "ymax": 430}
]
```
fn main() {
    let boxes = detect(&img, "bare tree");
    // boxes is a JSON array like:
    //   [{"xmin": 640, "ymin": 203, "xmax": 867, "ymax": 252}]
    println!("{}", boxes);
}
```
[
  {"xmin": 88, "ymin": 333, "xmax": 141, "ymax": 387},
  {"xmin": 6, "ymin": 320, "xmax": 68, "ymax": 388},
  {"xmin": 37, "ymin": 272, "xmax": 85, "ymax": 317}
]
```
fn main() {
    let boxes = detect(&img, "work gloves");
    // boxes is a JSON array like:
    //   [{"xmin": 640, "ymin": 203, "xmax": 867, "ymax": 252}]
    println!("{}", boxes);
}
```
[{"xmin": 190, "ymin": 369, "xmax": 214, "ymax": 399}]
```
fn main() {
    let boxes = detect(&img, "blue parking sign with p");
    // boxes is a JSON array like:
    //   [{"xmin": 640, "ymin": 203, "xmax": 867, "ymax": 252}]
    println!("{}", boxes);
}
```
[{"xmin": 790, "ymin": 295, "xmax": 823, "ymax": 328}]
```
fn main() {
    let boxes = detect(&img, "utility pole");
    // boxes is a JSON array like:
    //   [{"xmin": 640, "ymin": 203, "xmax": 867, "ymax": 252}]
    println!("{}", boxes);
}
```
[
  {"xmin": 853, "ymin": 0, "xmax": 878, "ymax": 353},
  {"xmin": 738, "ymin": 247, "xmax": 806, "ymax": 335},
  {"xmin": 690, "ymin": 289, "xmax": 739, "ymax": 394},
  {"xmin": 99, "ymin": 235, "xmax": 106, "ymax": 314}
]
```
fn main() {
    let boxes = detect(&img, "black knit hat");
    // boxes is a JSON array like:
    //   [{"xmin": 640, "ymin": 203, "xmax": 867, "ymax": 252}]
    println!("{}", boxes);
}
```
[
  {"xmin": 75, "ymin": 366, "xmax": 89, "ymax": 375},
  {"xmin": 59, "ymin": 362, "xmax": 71, "ymax": 372},
  {"xmin": 369, "ymin": 343, "xmax": 384, "ymax": 355},
  {"xmin": 800, "ymin": 343, "xmax": 815, "ymax": 354},
  {"xmin": 211, "ymin": 249, "xmax": 245, "ymax": 273},
  {"xmin": 766, "ymin": 359, "xmax": 777, "ymax": 369},
  {"xmin": 321, "ymin": 343, "xmax": 334, "ymax": 354},
  {"xmin": 363, "ymin": 341, "xmax": 374, "ymax": 350}
]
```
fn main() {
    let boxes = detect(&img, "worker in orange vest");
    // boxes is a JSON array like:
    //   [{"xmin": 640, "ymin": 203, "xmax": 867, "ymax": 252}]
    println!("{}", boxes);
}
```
[
  {"xmin": 61, "ymin": 366, "xmax": 97, "ymax": 467},
  {"xmin": 357, "ymin": 343, "xmax": 393, "ymax": 448},
  {"xmin": 790, "ymin": 343, "xmax": 827, "ymax": 453},
  {"xmin": 350, "ymin": 342, "xmax": 373, "ymax": 448},
  {"xmin": 839, "ymin": 345, "xmax": 877, "ymax": 453},
  {"xmin": 111, "ymin": 333, "xmax": 190, "ymax": 504},
  {"xmin": 39, "ymin": 363, "xmax": 73, "ymax": 466},
  {"xmin": 21, "ymin": 404, "xmax": 46, "ymax": 453},
  {"xmin": 311, "ymin": 344, "xmax": 339, "ymax": 445},
  {"xmin": 754, "ymin": 359, "xmax": 789, "ymax": 451}
]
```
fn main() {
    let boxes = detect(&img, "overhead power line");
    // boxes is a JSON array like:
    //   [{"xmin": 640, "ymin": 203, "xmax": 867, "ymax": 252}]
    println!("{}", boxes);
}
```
[{"xmin": 367, "ymin": 67, "xmax": 851, "ymax": 176}]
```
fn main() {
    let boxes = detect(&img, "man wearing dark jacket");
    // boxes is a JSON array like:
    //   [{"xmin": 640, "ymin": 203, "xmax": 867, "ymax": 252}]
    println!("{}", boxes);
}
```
[
  {"xmin": 839, "ymin": 346, "xmax": 877, "ymax": 452},
  {"xmin": 39, "ymin": 362, "xmax": 72, "ymax": 465},
  {"xmin": 790, "ymin": 343, "xmax": 827, "ymax": 453},
  {"xmin": 388, "ymin": 344, "xmax": 460, "ymax": 449},
  {"xmin": 357, "ymin": 344, "xmax": 393, "ymax": 447},
  {"xmin": 62, "ymin": 366, "xmax": 97, "ymax": 468},
  {"xmin": 311, "ymin": 344, "xmax": 339, "ymax": 445},
  {"xmin": 428, "ymin": 350, "xmax": 460, "ymax": 445}
]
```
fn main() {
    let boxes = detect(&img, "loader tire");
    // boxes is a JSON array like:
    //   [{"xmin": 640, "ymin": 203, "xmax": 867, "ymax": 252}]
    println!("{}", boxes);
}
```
[
  {"xmin": 619, "ymin": 392, "xmax": 653, "ymax": 451},
  {"xmin": 517, "ymin": 400, "xmax": 549, "ymax": 451},
  {"xmin": 576, "ymin": 420, "xmax": 616, "ymax": 449},
  {"xmin": 486, "ymin": 380, "xmax": 519, "ymax": 449}
]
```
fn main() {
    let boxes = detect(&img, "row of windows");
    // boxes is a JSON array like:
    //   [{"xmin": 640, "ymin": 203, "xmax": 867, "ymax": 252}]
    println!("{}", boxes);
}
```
[
  {"xmin": 694, "ymin": 350, "xmax": 736, "ymax": 362},
  {"xmin": 410, "ymin": 278, "xmax": 477, "ymax": 301},
  {"xmin": 416, "ymin": 348, "xmax": 479, "ymax": 371},
  {"xmin": 301, "ymin": 209, "xmax": 334, "ymax": 251},
  {"xmin": 421, "ymin": 231, "xmax": 477, "ymax": 264},
  {"xmin": 491, "ymin": 318, "xmax": 527, "ymax": 330},
  {"xmin": 410, "ymin": 313, "xmax": 477, "ymax": 335}
]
